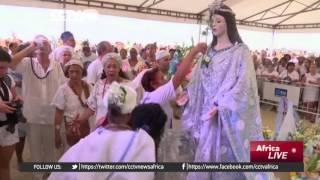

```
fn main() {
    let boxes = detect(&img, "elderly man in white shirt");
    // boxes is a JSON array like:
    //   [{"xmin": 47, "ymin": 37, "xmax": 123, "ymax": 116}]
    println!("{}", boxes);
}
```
[
  {"xmin": 86, "ymin": 41, "xmax": 113, "ymax": 85},
  {"xmin": 10, "ymin": 35, "xmax": 66, "ymax": 180}
]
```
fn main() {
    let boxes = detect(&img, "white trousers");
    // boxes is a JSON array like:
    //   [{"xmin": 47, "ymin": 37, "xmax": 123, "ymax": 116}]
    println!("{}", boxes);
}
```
[{"xmin": 27, "ymin": 123, "xmax": 55, "ymax": 179}]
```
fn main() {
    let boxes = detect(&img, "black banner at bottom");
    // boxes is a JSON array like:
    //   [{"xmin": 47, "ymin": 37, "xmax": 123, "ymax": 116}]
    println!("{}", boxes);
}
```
[{"xmin": 20, "ymin": 162, "xmax": 304, "ymax": 172}]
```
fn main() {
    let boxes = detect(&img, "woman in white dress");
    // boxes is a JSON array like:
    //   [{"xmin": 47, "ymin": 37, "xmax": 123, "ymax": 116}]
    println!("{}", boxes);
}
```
[
  {"xmin": 51, "ymin": 60, "xmax": 91, "ymax": 154},
  {"xmin": 302, "ymin": 63, "xmax": 320, "ymax": 122},
  {"xmin": 76, "ymin": 53, "xmax": 132, "ymax": 127},
  {"xmin": 48, "ymin": 82, "xmax": 167, "ymax": 180}
]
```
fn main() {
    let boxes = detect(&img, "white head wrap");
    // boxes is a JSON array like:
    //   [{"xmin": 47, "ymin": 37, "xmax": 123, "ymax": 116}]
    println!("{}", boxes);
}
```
[
  {"xmin": 64, "ymin": 59, "xmax": 84, "ymax": 69},
  {"xmin": 101, "ymin": 52, "xmax": 122, "ymax": 67},
  {"xmin": 155, "ymin": 50, "xmax": 170, "ymax": 61},
  {"xmin": 50, "ymin": 45, "xmax": 74, "ymax": 63},
  {"xmin": 103, "ymin": 82, "xmax": 137, "ymax": 114}
]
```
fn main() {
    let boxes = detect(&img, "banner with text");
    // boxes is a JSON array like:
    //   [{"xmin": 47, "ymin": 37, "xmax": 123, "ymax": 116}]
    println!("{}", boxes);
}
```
[{"xmin": 20, "ymin": 162, "xmax": 303, "ymax": 172}]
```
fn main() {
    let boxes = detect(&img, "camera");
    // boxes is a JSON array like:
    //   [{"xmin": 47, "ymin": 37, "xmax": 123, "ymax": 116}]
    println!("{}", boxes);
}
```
[
  {"xmin": 17, "ymin": 43, "xmax": 30, "ymax": 52},
  {"xmin": 35, "ymin": 41, "xmax": 44, "ymax": 49},
  {"xmin": 5, "ymin": 100, "xmax": 23, "ymax": 134},
  {"xmin": 9, "ymin": 100, "xmax": 23, "ymax": 109}
]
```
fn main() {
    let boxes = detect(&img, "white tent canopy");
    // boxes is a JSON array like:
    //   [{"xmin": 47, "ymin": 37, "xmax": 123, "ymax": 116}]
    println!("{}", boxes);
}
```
[{"xmin": 1, "ymin": 0, "xmax": 320, "ymax": 31}]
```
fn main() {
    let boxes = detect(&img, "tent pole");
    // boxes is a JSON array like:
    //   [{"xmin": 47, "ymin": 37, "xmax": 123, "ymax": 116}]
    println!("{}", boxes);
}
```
[
  {"xmin": 63, "ymin": 0, "xmax": 66, "ymax": 31},
  {"xmin": 271, "ymin": 28, "xmax": 276, "ymax": 50},
  {"xmin": 198, "ymin": 21, "xmax": 202, "ymax": 43}
]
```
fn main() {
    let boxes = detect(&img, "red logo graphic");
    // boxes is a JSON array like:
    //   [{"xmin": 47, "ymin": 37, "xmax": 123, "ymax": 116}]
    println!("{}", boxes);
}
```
[{"xmin": 250, "ymin": 141, "xmax": 303, "ymax": 162}]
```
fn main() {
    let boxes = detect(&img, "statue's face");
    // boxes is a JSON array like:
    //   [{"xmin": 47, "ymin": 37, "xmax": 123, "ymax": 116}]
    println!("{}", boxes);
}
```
[{"xmin": 211, "ymin": 14, "xmax": 227, "ymax": 38}]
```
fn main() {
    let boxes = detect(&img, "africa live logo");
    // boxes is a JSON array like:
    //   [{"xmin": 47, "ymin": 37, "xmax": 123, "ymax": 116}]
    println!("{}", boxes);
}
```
[{"xmin": 250, "ymin": 141, "xmax": 303, "ymax": 162}]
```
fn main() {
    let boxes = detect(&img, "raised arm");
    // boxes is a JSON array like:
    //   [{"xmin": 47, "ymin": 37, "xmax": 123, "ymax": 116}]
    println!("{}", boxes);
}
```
[
  {"xmin": 172, "ymin": 43, "xmax": 207, "ymax": 89},
  {"xmin": 10, "ymin": 42, "xmax": 37, "ymax": 69}
]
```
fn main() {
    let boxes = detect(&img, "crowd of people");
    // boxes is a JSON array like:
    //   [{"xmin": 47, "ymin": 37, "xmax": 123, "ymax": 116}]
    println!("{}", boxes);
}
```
[
  {"xmin": 0, "ymin": 2, "xmax": 318, "ymax": 180},
  {"xmin": 0, "ymin": 29, "xmax": 186, "ymax": 180},
  {"xmin": 253, "ymin": 51, "xmax": 320, "ymax": 122}
]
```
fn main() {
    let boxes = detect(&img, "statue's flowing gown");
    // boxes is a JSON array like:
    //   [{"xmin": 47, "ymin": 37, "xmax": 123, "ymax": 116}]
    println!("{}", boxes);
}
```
[{"xmin": 182, "ymin": 43, "xmax": 272, "ymax": 180}]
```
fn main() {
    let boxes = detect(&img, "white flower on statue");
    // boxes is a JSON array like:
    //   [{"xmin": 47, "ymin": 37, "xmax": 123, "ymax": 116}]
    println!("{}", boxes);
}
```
[{"xmin": 201, "ymin": 55, "xmax": 211, "ymax": 68}]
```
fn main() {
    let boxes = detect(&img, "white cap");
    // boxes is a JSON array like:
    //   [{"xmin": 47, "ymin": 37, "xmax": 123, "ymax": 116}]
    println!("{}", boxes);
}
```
[
  {"xmin": 64, "ymin": 59, "xmax": 84, "ymax": 69},
  {"xmin": 103, "ymin": 82, "xmax": 137, "ymax": 114},
  {"xmin": 155, "ymin": 50, "xmax": 170, "ymax": 61}
]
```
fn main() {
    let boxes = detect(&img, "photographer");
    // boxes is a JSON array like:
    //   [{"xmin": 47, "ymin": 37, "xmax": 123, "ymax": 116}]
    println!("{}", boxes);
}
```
[
  {"xmin": 0, "ymin": 48, "xmax": 19, "ymax": 180},
  {"xmin": 10, "ymin": 42, "xmax": 33, "ymax": 166}
]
